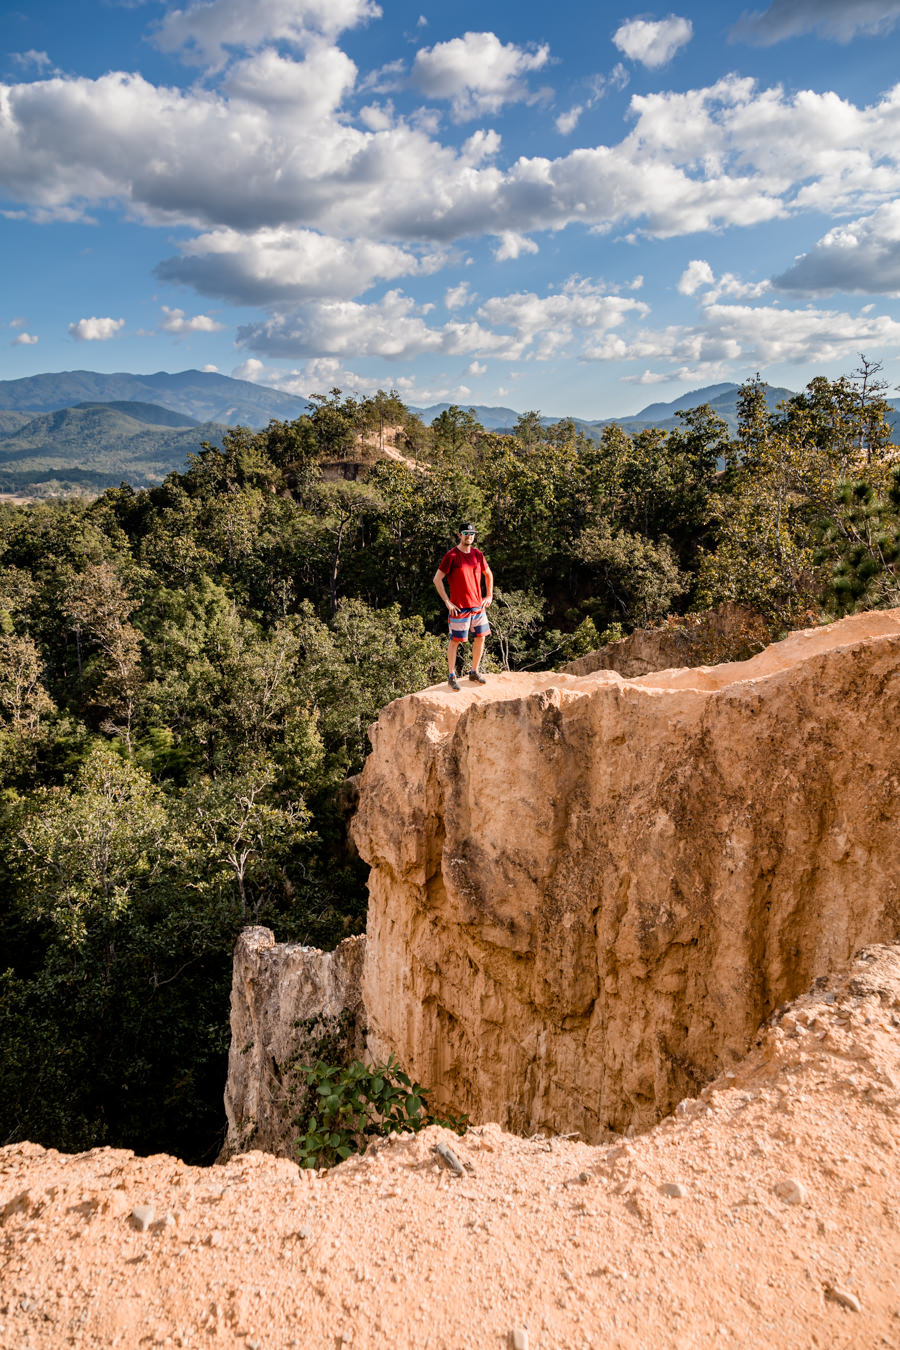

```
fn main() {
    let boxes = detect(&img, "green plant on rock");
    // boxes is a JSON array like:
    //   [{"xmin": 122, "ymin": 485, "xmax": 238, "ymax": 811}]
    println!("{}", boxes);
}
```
[{"xmin": 292, "ymin": 1054, "xmax": 466, "ymax": 1169}]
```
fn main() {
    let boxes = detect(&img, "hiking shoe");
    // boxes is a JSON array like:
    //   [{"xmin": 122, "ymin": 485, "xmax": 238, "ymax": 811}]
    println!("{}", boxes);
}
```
[
  {"xmin": 468, "ymin": 668, "xmax": 487, "ymax": 684},
  {"xmin": 448, "ymin": 672, "xmax": 461, "ymax": 691}
]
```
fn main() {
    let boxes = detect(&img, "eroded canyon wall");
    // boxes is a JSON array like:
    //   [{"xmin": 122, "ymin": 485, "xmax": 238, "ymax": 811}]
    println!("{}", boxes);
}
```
[
  {"xmin": 352, "ymin": 610, "xmax": 900, "ymax": 1140},
  {"xmin": 222, "ymin": 927, "xmax": 366, "ymax": 1158}
]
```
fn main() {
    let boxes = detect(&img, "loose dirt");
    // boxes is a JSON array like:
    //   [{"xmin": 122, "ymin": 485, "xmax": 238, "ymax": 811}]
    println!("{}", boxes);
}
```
[{"xmin": 3, "ymin": 945, "xmax": 899, "ymax": 1349}]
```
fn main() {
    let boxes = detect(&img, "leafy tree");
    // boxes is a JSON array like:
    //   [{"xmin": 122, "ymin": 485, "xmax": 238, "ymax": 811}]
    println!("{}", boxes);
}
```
[
  {"xmin": 490, "ymin": 589, "xmax": 545, "ymax": 670},
  {"xmin": 10, "ymin": 745, "xmax": 168, "ymax": 946},
  {"xmin": 575, "ymin": 525, "xmax": 687, "ymax": 628}
]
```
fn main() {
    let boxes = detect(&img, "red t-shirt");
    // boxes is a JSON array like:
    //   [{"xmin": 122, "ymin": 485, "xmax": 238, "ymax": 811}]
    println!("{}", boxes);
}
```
[{"xmin": 438, "ymin": 546, "xmax": 488, "ymax": 609}]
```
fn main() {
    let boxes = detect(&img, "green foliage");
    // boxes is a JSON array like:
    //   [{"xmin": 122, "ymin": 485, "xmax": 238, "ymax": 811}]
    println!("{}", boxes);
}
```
[
  {"xmin": 698, "ymin": 364, "xmax": 899, "ymax": 627},
  {"xmin": 292, "ymin": 1055, "xmax": 467, "ymax": 1169}
]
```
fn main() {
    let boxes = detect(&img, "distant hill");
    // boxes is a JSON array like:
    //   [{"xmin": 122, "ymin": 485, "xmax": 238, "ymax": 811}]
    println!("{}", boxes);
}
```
[
  {"xmin": 72, "ymin": 400, "xmax": 202, "ymax": 429},
  {"xmin": 0, "ymin": 410, "xmax": 33, "ymax": 435},
  {"xmin": 0, "ymin": 401, "xmax": 227, "ymax": 494},
  {"xmin": 414, "ymin": 384, "xmax": 801, "ymax": 440},
  {"xmin": 2, "ymin": 372, "xmax": 897, "ymax": 497},
  {"xmin": 410, "ymin": 402, "xmax": 521, "ymax": 430},
  {"xmin": 0, "ymin": 369, "xmax": 311, "ymax": 428}
]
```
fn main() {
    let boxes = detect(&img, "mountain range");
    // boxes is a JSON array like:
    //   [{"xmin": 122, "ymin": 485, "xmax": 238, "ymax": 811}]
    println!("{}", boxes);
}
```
[
  {"xmin": 0, "ymin": 401, "xmax": 228, "ymax": 494},
  {"xmin": 412, "ymin": 382, "xmax": 800, "ymax": 438},
  {"xmin": 1, "ymin": 369, "xmax": 897, "ymax": 496}
]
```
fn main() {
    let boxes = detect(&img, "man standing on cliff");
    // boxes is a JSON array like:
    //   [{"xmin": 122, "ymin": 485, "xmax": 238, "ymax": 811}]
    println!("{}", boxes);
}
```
[{"xmin": 433, "ymin": 524, "xmax": 493, "ymax": 691}]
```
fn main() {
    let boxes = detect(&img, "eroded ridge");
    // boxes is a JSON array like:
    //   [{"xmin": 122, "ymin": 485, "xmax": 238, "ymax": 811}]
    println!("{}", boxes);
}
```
[
  {"xmin": 4, "ymin": 946, "xmax": 900, "ymax": 1348},
  {"xmin": 353, "ymin": 609, "xmax": 900, "ymax": 1137}
]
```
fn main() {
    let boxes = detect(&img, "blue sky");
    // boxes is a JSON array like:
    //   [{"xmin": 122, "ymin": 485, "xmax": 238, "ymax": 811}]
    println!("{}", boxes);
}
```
[{"xmin": 3, "ymin": 0, "xmax": 900, "ymax": 416}]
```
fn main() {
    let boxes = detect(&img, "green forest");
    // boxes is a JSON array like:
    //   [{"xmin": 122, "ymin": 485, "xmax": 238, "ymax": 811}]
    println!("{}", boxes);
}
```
[{"xmin": 1, "ymin": 365, "xmax": 898, "ymax": 1164}]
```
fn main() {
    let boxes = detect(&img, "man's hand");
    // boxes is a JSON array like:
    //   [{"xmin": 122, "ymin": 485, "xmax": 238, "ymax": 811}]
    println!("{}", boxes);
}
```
[
  {"xmin": 448, "ymin": 603, "xmax": 460, "ymax": 616},
  {"xmin": 483, "ymin": 595, "xmax": 493, "ymax": 608}
]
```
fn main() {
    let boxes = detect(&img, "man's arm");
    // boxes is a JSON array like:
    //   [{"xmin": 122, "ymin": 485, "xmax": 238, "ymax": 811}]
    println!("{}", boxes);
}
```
[
  {"xmin": 433, "ymin": 568, "xmax": 460, "ymax": 616},
  {"xmin": 482, "ymin": 560, "xmax": 494, "ymax": 606}
]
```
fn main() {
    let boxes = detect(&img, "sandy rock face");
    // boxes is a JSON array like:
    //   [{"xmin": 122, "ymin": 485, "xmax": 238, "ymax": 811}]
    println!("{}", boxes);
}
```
[
  {"xmin": 353, "ymin": 609, "xmax": 900, "ymax": 1139},
  {"xmin": 4, "ymin": 944, "xmax": 900, "ymax": 1349},
  {"xmin": 222, "ymin": 927, "xmax": 366, "ymax": 1158},
  {"xmin": 561, "ymin": 602, "xmax": 765, "ymax": 678}
]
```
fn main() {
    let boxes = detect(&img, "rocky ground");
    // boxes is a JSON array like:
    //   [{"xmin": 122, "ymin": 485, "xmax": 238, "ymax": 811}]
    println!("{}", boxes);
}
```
[{"xmin": 3, "ymin": 947, "xmax": 899, "ymax": 1349}]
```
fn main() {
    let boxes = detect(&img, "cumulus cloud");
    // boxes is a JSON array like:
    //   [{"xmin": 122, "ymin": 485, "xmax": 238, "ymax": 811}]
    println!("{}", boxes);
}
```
[
  {"xmin": 773, "ymin": 201, "xmax": 900, "ymax": 295},
  {"xmin": 12, "ymin": 332, "xmax": 38, "ymax": 345},
  {"xmin": 157, "ymin": 226, "xmax": 445, "ymax": 304},
  {"xmin": 223, "ymin": 45, "xmax": 357, "ymax": 116},
  {"xmin": 612, "ymin": 15, "xmax": 693, "ymax": 68},
  {"xmin": 556, "ymin": 106, "xmax": 582, "ymax": 135},
  {"xmin": 237, "ymin": 290, "xmax": 452, "ymax": 360},
  {"xmin": 68, "ymin": 316, "xmax": 125, "ymax": 341},
  {"xmin": 732, "ymin": 0, "xmax": 900, "ymax": 46},
  {"xmin": 159, "ymin": 306, "xmax": 224, "ymax": 333},
  {"xmin": 202, "ymin": 363, "xmax": 219, "ymax": 371},
  {"xmin": 237, "ymin": 278, "xmax": 648, "ymax": 362},
  {"xmin": 677, "ymin": 259, "xmax": 769, "ymax": 300},
  {"xmin": 231, "ymin": 357, "xmax": 267, "ymax": 380},
  {"xmin": 583, "ymin": 296, "xmax": 900, "ymax": 373},
  {"xmin": 677, "ymin": 259, "xmax": 715, "ymax": 294},
  {"xmin": 4, "ymin": 67, "xmax": 900, "ymax": 283},
  {"xmin": 154, "ymin": 0, "xmax": 381, "ymax": 66},
  {"xmin": 411, "ymin": 31, "xmax": 550, "ymax": 119},
  {"xmin": 466, "ymin": 359, "xmax": 486, "ymax": 375},
  {"xmin": 445, "ymin": 281, "xmax": 473, "ymax": 310},
  {"xmin": 493, "ymin": 232, "xmax": 539, "ymax": 262}
]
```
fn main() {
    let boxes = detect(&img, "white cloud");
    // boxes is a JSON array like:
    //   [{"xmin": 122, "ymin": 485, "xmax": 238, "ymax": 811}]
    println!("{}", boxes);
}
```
[
  {"xmin": 466, "ymin": 360, "xmax": 486, "ymax": 375},
  {"xmin": 231, "ymin": 357, "xmax": 267, "ymax": 380},
  {"xmin": 773, "ymin": 201, "xmax": 900, "ymax": 295},
  {"xmin": 237, "ymin": 355, "xmax": 476, "ymax": 407},
  {"xmin": 11, "ymin": 51, "xmax": 53, "ymax": 72},
  {"xmin": 411, "ymin": 31, "xmax": 550, "ymax": 120},
  {"xmin": 157, "ymin": 226, "xmax": 445, "ymax": 304},
  {"xmin": 677, "ymin": 259, "xmax": 715, "ymax": 294},
  {"xmin": 583, "ymin": 294, "xmax": 900, "ymax": 373},
  {"xmin": 68, "ymin": 316, "xmax": 125, "ymax": 341},
  {"xmin": 477, "ymin": 278, "xmax": 649, "ymax": 358},
  {"xmin": 445, "ymin": 281, "xmax": 473, "ymax": 310},
  {"xmin": 612, "ymin": 16, "xmax": 693, "ymax": 68},
  {"xmin": 237, "ymin": 290, "xmax": 452, "ymax": 360},
  {"xmin": 9, "ymin": 316, "xmax": 27, "ymax": 328},
  {"xmin": 556, "ymin": 106, "xmax": 583, "ymax": 135},
  {"xmin": 154, "ymin": 0, "xmax": 381, "ymax": 67},
  {"xmin": 493, "ymin": 232, "xmax": 539, "ymax": 262},
  {"xmin": 237, "ymin": 278, "xmax": 648, "ymax": 363},
  {"xmin": 732, "ymin": 0, "xmax": 900, "ymax": 45},
  {"xmin": 12, "ymin": 332, "xmax": 38, "ymax": 345},
  {"xmin": 224, "ymin": 45, "xmax": 357, "ymax": 116},
  {"xmin": 4, "ymin": 67, "xmax": 900, "ymax": 274},
  {"xmin": 202, "ymin": 363, "xmax": 219, "ymax": 371},
  {"xmin": 359, "ymin": 102, "xmax": 394, "ymax": 131},
  {"xmin": 159, "ymin": 306, "xmax": 224, "ymax": 334}
]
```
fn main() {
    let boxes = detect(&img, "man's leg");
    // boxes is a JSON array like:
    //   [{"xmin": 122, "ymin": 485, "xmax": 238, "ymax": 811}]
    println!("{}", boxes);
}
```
[
  {"xmin": 447, "ymin": 636, "xmax": 461, "ymax": 675},
  {"xmin": 471, "ymin": 632, "xmax": 485, "ymax": 672}
]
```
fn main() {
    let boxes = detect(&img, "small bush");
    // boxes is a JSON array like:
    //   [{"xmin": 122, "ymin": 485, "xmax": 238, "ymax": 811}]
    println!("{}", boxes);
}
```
[{"xmin": 292, "ymin": 1054, "xmax": 467, "ymax": 1168}]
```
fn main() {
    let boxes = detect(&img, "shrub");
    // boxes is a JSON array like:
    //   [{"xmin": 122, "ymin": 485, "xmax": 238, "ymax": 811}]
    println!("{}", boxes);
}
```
[{"xmin": 292, "ymin": 1054, "xmax": 466, "ymax": 1168}]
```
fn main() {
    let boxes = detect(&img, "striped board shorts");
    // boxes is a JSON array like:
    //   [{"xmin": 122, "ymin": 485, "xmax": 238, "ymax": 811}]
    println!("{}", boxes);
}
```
[{"xmin": 448, "ymin": 606, "xmax": 491, "ymax": 640}]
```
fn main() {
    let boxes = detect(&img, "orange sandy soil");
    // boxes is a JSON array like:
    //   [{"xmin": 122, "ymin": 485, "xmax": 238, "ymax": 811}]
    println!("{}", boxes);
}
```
[{"xmin": 3, "ymin": 946, "xmax": 900, "ymax": 1350}]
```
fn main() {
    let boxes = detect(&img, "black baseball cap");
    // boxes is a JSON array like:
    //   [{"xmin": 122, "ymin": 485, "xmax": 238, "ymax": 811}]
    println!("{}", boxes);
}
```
[{"xmin": 458, "ymin": 523, "xmax": 476, "ymax": 533}]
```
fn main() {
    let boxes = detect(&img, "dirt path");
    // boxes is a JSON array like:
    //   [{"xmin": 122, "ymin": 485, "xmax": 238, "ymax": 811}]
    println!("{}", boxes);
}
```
[{"xmin": 3, "ymin": 946, "xmax": 899, "ymax": 1349}]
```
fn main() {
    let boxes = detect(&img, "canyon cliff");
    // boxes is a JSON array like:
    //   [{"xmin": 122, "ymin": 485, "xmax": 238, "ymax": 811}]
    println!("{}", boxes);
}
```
[{"xmin": 352, "ymin": 609, "xmax": 900, "ymax": 1140}]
